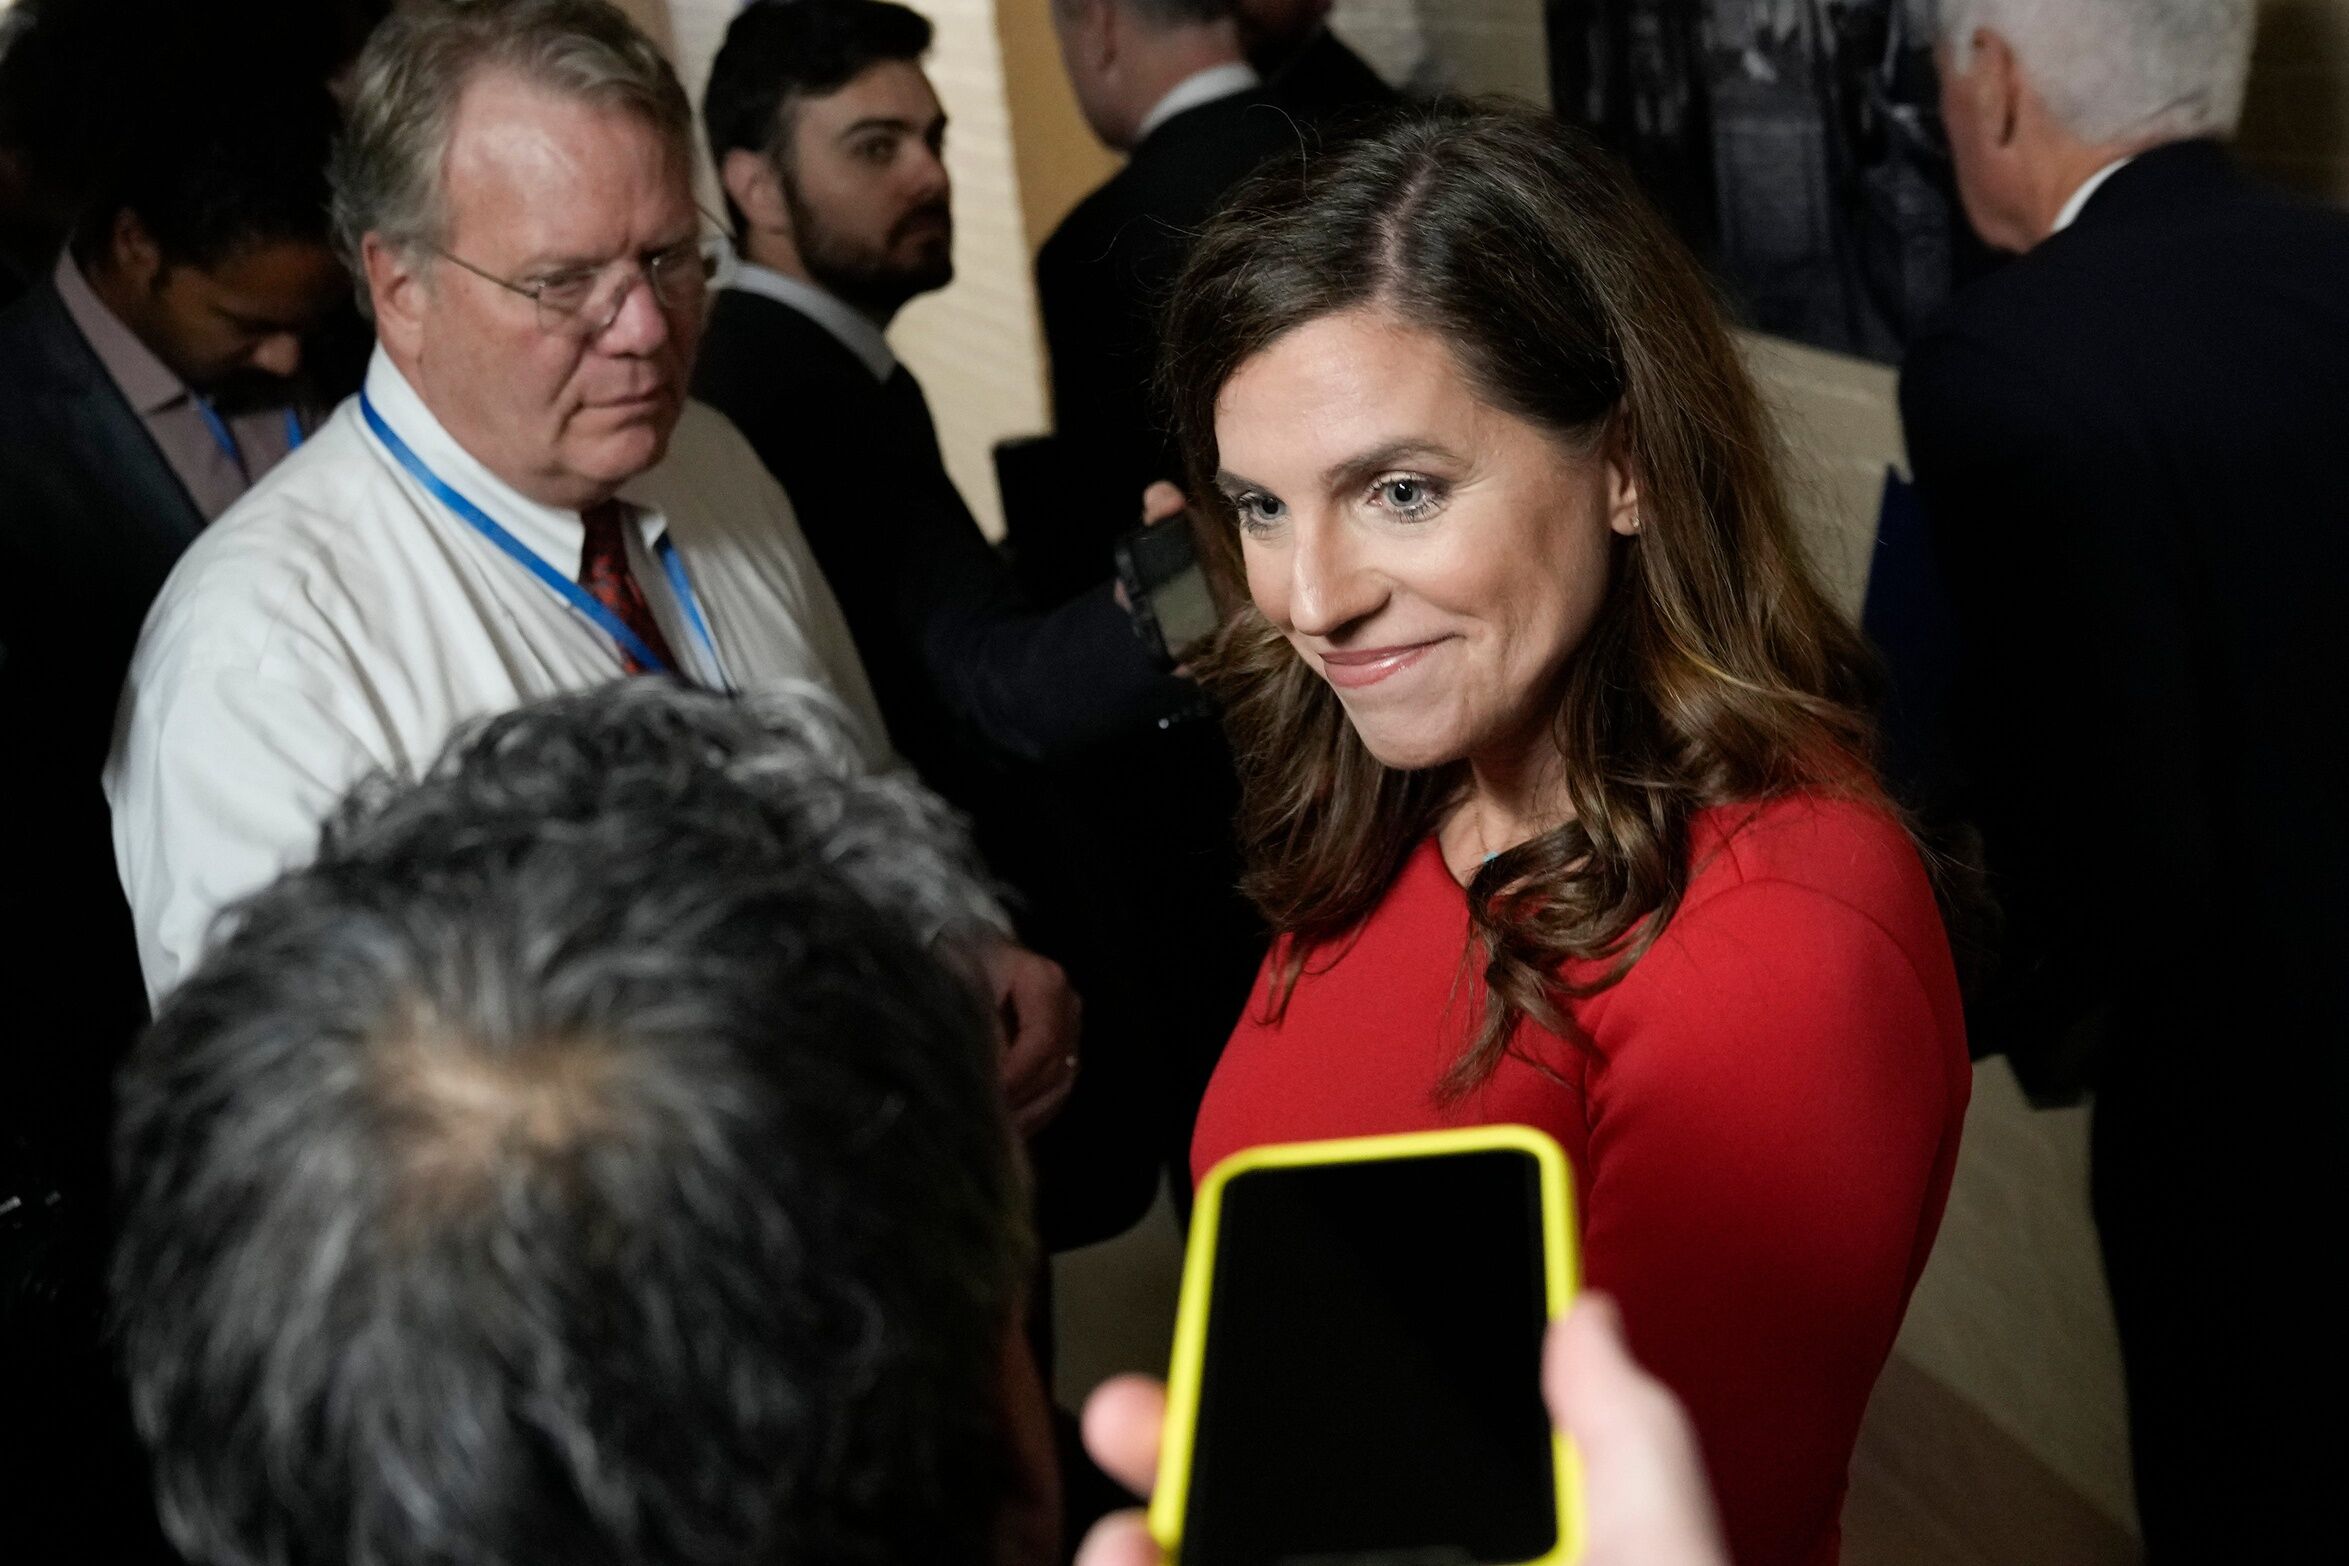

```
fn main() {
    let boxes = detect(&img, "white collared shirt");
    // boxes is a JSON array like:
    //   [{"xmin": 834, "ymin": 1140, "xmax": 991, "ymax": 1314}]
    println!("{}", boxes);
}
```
[
  {"xmin": 1135, "ymin": 61, "xmax": 1262, "ymax": 145},
  {"xmin": 107, "ymin": 347, "xmax": 887, "ymax": 1000},
  {"xmin": 727, "ymin": 262, "xmax": 897, "ymax": 382},
  {"xmin": 2051, "ymin": 155, "xmax": 2137, "ymax": 235}
]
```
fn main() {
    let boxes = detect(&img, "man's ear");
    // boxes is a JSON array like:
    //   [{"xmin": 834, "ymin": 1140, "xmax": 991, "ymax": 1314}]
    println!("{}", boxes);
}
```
[
  {"xmin": 111, "ymin": 208, "xmax": 164, "ymax": 293},
  {"xmin": 721, "ymin": 147, "xmax": 792, "ymax": 243},
  {"xmin": 1974, "ymin": 27, "xmax": 2026, "ymax": 149},
  {"xmin": 362, "ymin": 232, "xmax": 429, "ymax": 360},
  {"xmin": 1083, "ymin": 0, "xmax": 1119, "ymax": 74}
]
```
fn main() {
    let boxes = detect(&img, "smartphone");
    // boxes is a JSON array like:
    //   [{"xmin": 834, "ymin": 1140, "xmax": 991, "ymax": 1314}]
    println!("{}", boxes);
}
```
[
  {"xmin": 1153, "ymin": 1126, "xmax": 1582, "ymax": 1566},
  {"xmin": 1114, "ymin": 515, "xmax": 1220, "ymax": 666}
]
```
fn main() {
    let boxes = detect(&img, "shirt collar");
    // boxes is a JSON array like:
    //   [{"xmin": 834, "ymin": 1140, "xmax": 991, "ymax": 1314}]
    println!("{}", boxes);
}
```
[
  {"xmin": 1136, "ymin": 61, "xmax": 1262, "ymax": 145},
  {"xmin": 360, "ymin": 346, "xmax": 667, "ymax": 564},
  {"xmin": 727, "ymin": 262, "xmax": 897, "ymax": 382},
  {"xmin": 2051, "ymin": 155, "xmax": 2137, "ymax": 235},
  {"xmin": 52, "ymin": 251, "xmax": 188, "ymax": 417}
]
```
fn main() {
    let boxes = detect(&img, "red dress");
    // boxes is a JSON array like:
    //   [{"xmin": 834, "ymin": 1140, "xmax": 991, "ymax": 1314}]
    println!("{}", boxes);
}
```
[{"xmin": 1191, "ymin": 793, "xmax": 1970, "ymax": 1566}]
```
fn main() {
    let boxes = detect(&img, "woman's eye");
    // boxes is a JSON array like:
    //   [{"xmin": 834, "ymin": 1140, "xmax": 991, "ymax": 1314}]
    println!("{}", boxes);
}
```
[
  {"xmin": 1372, "ymin": 475, "xmax": 1442, "ymax": 518},
  {"xmin": 1234, "ymin": 492, "xmax": 1286, "ymax": 531}
]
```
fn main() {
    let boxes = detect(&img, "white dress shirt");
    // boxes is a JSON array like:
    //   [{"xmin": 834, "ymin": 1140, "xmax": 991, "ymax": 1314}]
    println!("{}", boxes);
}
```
[
  {"xmin": 1135, "ymin": 61, "xmax": 1262, "ymax": 145},
  {"xmin": 108, "ymin": 347, "xmax": 886, "ymax": 1000},
  {"xmin": 2051, "ymin": 155, "xmax": 2137, "ymax": 235}
]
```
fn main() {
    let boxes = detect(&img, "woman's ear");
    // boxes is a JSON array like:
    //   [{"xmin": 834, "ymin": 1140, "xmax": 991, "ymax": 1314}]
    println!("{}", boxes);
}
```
[{"xmin": 1604, "ymin": 426, "xmax": 1644, "ymax": 538}]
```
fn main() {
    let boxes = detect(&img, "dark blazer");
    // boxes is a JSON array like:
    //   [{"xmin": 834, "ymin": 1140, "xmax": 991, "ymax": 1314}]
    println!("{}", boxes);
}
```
[
  {"xmin": 0, "ymin": 273, "xmax": 192, "ymax": 1566},
  {"xmin": 1027, "ymin": 85, "xmax": 1306, "ymax": 601},
  {"xmin": 1899, "ymin": 141, "xmax": 2349, "ymax": 1553},
  {"xmin": 694, "ymin": 286, "xmax": 1210, "ymax": 1246},
  {"xmin": 1265, "ymin": 25, "xmax": 1399, "ymax": 129},
  {"xmin": 1900, "ymin": 141, "xmax": 2349, "ymax": 1100},
  {"xmin": 691, "ymin": 286, "xmax": 1189, "ymax": 785},
  {"xmin": 0, "ymin": 275, "xmax": 199, "ymax": 1130}
]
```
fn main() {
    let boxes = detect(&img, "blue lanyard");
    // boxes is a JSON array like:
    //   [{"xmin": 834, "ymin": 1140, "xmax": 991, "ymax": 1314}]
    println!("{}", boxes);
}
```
[
  {"xmin": 195, "ymin": 400, "xmax": 305, "ymax": 481},
  {"xmin": 360, "ymin": 391, "xmax": 724, "ymax": 686}
]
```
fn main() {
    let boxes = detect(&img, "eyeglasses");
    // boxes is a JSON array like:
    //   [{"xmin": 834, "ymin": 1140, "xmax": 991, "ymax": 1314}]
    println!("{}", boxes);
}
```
[{"xmin": 430, "ymin": 228, "xmax": 728, "ymax": 338}]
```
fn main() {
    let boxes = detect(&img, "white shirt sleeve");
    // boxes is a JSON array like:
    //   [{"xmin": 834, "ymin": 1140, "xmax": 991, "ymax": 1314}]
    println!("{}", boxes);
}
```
[{"xmin": 109, "ymin": 652, "xmax": 379, "ymax": 1004}]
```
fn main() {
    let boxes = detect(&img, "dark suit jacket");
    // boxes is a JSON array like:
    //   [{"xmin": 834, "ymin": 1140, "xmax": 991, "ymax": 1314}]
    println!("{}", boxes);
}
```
[
  {"xmin": 1265, "ymin": 25, "xmax": 1399, "ymax": 129},
  {"xmin": 694, "ymin": 287, "xmax": 1210, "ymax": 1245},
  {"xmin": 0, "ymin": 276, "xmax": 200, "ymax": 1144},
  {"xmin": 1899, "ymin": 141, "xmax": 2349, "ymax": 1112},
  {"xmin": 692, "ymin": 287, "xmax": 1189, "ymax": 783},
  {"xmin": 1027, "ymin": 86, "xmax": 1307, "ymax": 601},
  {"xmin": 0, "ymin": 274, "xmax": 193, "ymax": 1565}
]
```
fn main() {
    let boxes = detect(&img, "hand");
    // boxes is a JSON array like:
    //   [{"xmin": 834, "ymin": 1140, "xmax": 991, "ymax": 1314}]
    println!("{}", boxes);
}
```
[
  {"xmin": 1547, "ymin": 1294, "xmax": 1726, "ymax": 1566},
  {"xmin": 1071, "ymin": 1294, "xmax": 1728, "ymax": 1566},
  {"xmin": 979, "ymin": 939, "xmax": 1082, "ymax": 1137},
  {"xmin": 1139, "ymin": 480, "xmax": 1188, "ymax": 529}
]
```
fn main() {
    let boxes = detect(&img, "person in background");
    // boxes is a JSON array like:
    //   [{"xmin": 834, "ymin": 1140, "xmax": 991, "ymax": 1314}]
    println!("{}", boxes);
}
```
[
  {"xmin": 114, "ymin": 682, "xmax": 1062, "ymax": 1566},
  {"xmin": 1075, "ymin": 1294, "xmax": 1728, "ymax": 1566},
  {"xmin": 104, "ymin": 0, "xmax": 1079, "ymax": 1124},
  {"xmin": 0, "ymin": 79, "xmax": 345, "ymax": 1566},
  {"xmin": 696, "ymin": 0, "xmax": 1196, "ymax": 1251},
  {"xmin": 1025, "ymin": 0, "xmax": 1310, "ymax": 1212},
  {"xmin": 1902, "ymin": 1, "xmax": 2346, "ymax": 1554},
  {"xmin": 1232, "ymin": 0, "xmax": 1396, "ymax": 125},
  {"xmin": 698, "ymin": 0, "xmax": 1192, "ymax": 779},
  {"xmin": 0, "ymin": 0, "xmax": 389, "ymax": 302},
  {"xmin": 1037, "ymin": 0, "xmax": 1297, "ymax": 595},
  {"xmin": 1168, "ymin": 105, "xmax": 1968, "ymax": 1566}
]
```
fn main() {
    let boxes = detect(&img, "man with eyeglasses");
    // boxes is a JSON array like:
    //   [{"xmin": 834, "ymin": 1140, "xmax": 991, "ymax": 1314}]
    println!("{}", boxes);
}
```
[{"xmin": 104, "ymin": 0, "xmax": 1082, "ymax": 1137}]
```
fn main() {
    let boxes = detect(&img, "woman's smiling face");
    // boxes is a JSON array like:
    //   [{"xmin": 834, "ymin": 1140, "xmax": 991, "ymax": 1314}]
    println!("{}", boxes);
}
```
[{"xmin": 1214, "ymin": 307, "xmax": 1640, "ymax": 774}]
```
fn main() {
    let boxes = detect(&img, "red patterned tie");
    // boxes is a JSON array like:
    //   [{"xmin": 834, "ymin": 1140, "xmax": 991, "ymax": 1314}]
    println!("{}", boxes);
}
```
[{"xmin": 577, "ymin": 500, "xmax": 679, "ymax": 676}]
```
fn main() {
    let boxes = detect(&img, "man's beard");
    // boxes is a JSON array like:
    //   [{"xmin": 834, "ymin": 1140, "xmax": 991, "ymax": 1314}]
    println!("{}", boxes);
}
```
[{"xmin": 783, "ymin": 174, "xmax": 953, "ymax": 321}]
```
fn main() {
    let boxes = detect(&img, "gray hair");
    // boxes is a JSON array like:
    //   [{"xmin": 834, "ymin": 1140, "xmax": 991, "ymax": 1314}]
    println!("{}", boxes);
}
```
[
  {"xmin": 1936, "ymin": 0, "xmax": 2254, "ymax": 143},
  {"xmin": 329, "ymin": 0, "xmax": 694, "ymax": 313},
  {"xmin": 118, "ymin": 679, "xmax": 1030, "ymax": 1566}
]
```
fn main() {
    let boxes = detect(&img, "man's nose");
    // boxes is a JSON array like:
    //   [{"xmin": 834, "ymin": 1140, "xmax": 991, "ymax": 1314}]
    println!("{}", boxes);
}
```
[
  {"xmin": 594, "ymin": 270, "xmax": 675, "ymax": 354},
  {"xmin": 246, "ymin": 332, "xmax": 303, "ymax": 380},
  {"xmin": 908, "ymin": 143, "xmax": 951, "ymax": 204},
  {"xmin": 1286, "ymin": 516, "xmax": 1384, "ymax": 638}
]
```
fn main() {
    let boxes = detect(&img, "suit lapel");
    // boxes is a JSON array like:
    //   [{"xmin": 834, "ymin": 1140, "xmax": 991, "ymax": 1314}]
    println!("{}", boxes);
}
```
[{"xmin": 19, "ymin": 279, "xmax": 208, "ymax": 553}]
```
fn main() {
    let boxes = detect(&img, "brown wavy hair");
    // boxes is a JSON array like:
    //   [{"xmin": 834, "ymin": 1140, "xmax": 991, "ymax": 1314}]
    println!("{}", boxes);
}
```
[{"xmin": 1161, "ymin": 102, "xmax": 1888, "ymax": 1095}]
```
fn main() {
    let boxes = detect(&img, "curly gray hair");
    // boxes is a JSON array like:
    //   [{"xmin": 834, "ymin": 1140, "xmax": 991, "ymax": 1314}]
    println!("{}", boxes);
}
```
[{"xmin": 118, "ymin": 678, "xmax": 1028, "ymax": 1566}]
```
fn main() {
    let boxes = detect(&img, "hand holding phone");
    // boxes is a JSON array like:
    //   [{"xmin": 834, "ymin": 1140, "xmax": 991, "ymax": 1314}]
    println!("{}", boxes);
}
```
[
  {"xmin": 1143, "ymin": 1127, "xmax": 1584, "ymax": 1566},
  {"xmin": 1075, "ymin": 1291, "xmax": 1728, "ymax": 1566}
]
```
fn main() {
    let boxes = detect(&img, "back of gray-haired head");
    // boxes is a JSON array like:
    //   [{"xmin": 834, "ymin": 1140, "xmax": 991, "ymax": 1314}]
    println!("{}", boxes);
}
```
[
  {"xmin": 114, "ymin": 680, "xmax": 1030, "ymax": 1566},
  {"xmin": 1937, "ymin": 0, "xmax": 2254, "ymax": 144},
  {"xmin": 330, "ymin": 0, "xmax": 694, "ymax": 316}
]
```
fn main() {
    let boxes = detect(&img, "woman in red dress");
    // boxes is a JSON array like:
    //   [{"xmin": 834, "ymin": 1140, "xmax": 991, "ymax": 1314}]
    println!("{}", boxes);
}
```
[{"xmin": 1161, "ymin": 105, "xmax": 1970, "ymax": 1566}]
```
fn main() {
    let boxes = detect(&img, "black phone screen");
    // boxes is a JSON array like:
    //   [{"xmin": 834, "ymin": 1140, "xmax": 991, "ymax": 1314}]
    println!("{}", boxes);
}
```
[{"xmin": 1184, "ymin": 1148, "xmax": 1557, "ymax": 1566}]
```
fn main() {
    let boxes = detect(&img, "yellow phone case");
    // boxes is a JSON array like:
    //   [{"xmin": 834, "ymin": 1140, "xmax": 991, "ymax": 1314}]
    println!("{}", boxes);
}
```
[{"xmin": 1149, "ymin": 1124, "xmax": 1585, "ymax": 1565}]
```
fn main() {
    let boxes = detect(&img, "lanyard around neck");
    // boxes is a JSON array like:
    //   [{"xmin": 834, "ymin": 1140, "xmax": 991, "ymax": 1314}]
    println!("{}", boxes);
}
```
[
  {"xmin": 195, "ymin": 399, "xmax": 304, "ymax": 483},
  {"xmin": 359, "ymin": 391, "xmax": 725, "ymax": 687}
]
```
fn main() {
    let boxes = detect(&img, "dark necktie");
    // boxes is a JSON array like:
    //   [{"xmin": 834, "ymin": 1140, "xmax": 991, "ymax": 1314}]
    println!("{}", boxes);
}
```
[{"xmin": 577, "ymin": 499, "xmax": 679, "ymax": 676}]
